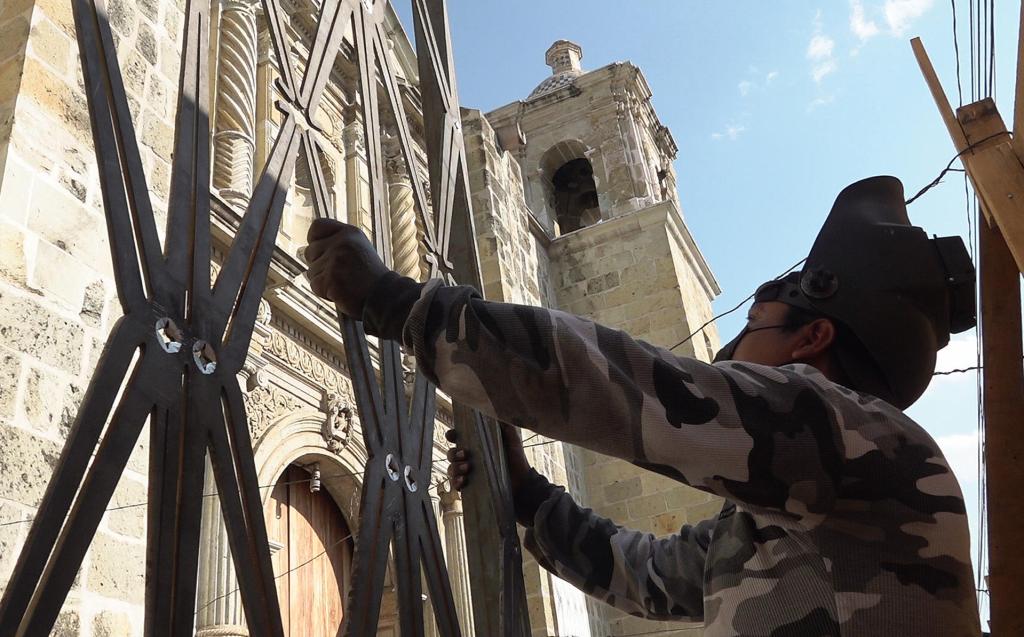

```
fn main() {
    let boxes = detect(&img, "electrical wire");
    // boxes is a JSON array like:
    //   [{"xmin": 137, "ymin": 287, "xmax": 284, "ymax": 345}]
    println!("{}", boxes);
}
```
[
  {"xmin": 0, "ymin": 467, "xmax": 459, "ymax": 529},
  {"xmin": 194, "ymin": 531, "xmax": 355, "ymax": 617},
  {"xmin": 668, "ymin": 257, "xmax": 807, "ymax": 353}
]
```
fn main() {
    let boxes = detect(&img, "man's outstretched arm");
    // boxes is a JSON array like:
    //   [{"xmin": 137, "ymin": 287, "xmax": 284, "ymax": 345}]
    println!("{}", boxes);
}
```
[
  {"xmin": 305, "ymin": 221, "xmax": 845, "ymax": 524},
  {"xmin": 516, "ymin": 468, "xmax": 712, "ymax": 622}
]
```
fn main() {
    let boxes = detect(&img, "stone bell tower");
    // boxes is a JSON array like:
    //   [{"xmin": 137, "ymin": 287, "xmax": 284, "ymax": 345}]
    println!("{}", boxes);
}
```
[{"xmin": 461, "ymin": 40, "xmax": 723, "ymax": 636}]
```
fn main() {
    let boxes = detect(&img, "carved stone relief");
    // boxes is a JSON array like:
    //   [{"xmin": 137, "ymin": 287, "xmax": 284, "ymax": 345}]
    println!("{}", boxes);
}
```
[{"xmin": 320, "ymin": 391, "xmax": 354, "ymax": 453}]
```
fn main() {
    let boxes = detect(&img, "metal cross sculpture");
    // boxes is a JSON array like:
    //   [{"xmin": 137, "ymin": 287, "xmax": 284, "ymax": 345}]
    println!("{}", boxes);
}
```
[{"xmin": 0, "ymin": 0, "xmax": 530, "ymax": 634}]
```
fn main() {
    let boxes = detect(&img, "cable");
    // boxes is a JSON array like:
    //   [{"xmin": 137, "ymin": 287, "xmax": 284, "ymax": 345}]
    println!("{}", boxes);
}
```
[
  {"xmin": 0, "ymin": 466, "xmax": 464, "ymax": 529},
  {"xmin": 194, "ymin": 531, "xmax": 355, "ymax": 617},
  {"xmin": 905, "ymin": 131, "xmax": 1011, "ymax": 206},
  {"xmin": 952, "ymin": 0, "xmax": 964, "ymax": 106},
  {"xmin": 668, "ymin": 257, "xmax": 808, "ymax": 353}
]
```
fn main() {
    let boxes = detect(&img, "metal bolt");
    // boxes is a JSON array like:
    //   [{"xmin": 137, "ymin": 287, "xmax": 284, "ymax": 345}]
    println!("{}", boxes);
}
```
[
  {"xmin": 155, "ymin": 318, "xmax": 183, "ymax": 354},
  {"xmin": 403, "ymin": 465, "xmax": 418, "ymax": 492},
  {"xmin": 385, "ymin": 453, "xmax": 401, "ymax": 482},
  {"xmin": 192, "ymin": 340, "xmax": 217, "ymax": 375}
]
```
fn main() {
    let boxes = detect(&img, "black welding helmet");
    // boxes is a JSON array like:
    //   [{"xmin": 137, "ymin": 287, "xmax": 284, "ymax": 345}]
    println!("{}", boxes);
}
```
[{"xmin": 715, "ymin": 176, "xmax": 976, "ymax": 409}]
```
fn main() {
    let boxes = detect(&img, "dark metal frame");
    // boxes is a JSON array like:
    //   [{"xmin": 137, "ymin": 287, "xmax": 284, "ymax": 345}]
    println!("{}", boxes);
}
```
[{"xmin": 0, "ymin": 0, "xmax": 529, "ymax": 635}]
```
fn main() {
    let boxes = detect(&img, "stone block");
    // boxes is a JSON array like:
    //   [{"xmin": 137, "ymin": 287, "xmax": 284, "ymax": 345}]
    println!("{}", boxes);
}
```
[
  {"xmin": 19, "ymin": 57, "xmax": 90, "ymax": 142},
  {"xmin": 93, "ymin": 610, "xmax": 135, "ymax": 637},
  {"xmin": 0, "ymin": 500, "xmax": 25, "ymax": 583},
  {"xmin": 28, "ymin": 16, "xmax": 72, "ymax": 75},
  {"xmin": 105, "ymin": 474, "xmax": 146, "ymax": 539},
  {"xmin": 121, "ymin": 50, "xmax": 149, "ymax": 100},
  {"xmin": 663, "ymin": 484, "xmax": 712, "ymax": 511},
  {"xmin": 593, "ymin": 500, "xmax": 627, "ymax": 522},
  {"xmin": 81, "ymin": 279, "xmax": 105, "ymax": 327},
  {"xmin": 651, "ymin": 510, "xmax": 685, "ymax": 536},
  {"xmin": 29, "ymin": 239, "xmax": 97, "ymax": 309},
  {"xmin": 136, "ymin": 20, "xmax": 158, "ymax": 65},
  {"xmin": 626, "ymin": 492, "xmax": 667, "ymax": 519},
  {"xmin": 0, "ymin": 155, "xmax": 34, "ymax": 225},
  {"xmin": 586, "ymin": 271, "xmax": 619, "ymax": 295},
  {"xmin": 27, "ymin": 180, "xmax": 110, "ymax": 270},
  {"xmin": 0, "ymin": 352, "xmax": 20, "ymax": 417},
  {"xmin": 106, "ymin": 0, "xmax": 137, "ymax": 38},
  {"xmin": 603, "ymin": 476, "xmax": 641, "ymax": 503},
  {"xmin": 51, "ymin": 609, "xmax": 80, "ymax": 637},
  {"xmin": 87, "ymin": 531, "xmax": 146, "ymax": 604},
  {"xmin": 0, "ymin": 219, "xmax": 31, "ymax": 286},
  {"xmin": 0, "ymin": 290, "xmax": 85, "ymax": 374},
  {"xmin": 126, "ymin": 421, "xmax": 149, "ymax": 473},
  {"xmin": 35, "ymin": 0, "xmax": 76, "ymax": 36},
  {"xmin": 0, "ymin": 424, "xmax": 61, "ymax": 505},
  {"xmin": 687, "ymin": 497, "xmax": 726, "ymax": 524},
  {"xmin": 22, "ymin": 363, "xmax": 68, "ymax": 434}
]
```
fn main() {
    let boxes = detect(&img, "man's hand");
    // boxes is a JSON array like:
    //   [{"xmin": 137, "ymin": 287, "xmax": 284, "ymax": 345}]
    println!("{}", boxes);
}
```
[
  {"xmin": 304, "ymin": 219, "xmax": 390, "ymax": 320},
  {"xmin": 445, "ymin": 424, "xmax": 531, "ymax": 494}
]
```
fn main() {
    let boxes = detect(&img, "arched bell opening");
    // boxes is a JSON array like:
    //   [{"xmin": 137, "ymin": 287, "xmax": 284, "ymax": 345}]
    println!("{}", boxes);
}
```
[{"xmin": 550, "ymin": 157, "xmax": 600, "ymax": 234}]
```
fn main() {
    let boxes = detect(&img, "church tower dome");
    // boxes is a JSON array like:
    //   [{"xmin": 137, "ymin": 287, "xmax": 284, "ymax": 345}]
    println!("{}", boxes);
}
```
[{"xmin": 528, "ymin": 40, "xmax": 584, "ymax": 99}]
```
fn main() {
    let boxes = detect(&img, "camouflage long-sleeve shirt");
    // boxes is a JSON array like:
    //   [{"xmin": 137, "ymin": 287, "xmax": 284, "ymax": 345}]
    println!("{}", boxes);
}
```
[{"xmin": 364, "ymin": 274, "xmax": 981, "ymax": 636}]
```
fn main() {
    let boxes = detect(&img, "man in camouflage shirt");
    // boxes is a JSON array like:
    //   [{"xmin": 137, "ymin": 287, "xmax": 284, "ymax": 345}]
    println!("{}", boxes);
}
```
[{"xmin": 305, "ymin": 177, "xmax": 982, "ymax": 636}]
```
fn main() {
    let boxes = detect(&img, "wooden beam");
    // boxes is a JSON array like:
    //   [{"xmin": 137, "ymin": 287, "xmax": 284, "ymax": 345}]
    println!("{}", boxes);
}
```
[
  {"xmin": 1013, "ymin": 0, "xmax": 1024, "ymax": 157},
  {"xmin": 978, "ymin": 216, "xmax": 1024, "ymax": 637},
  {"xmin": 956, "ymin": 100, "xmax": 1024, "ymax": 274},
  {"xmin": 912, "ymin": 37, "xmax": 969, "ymax": 150}
]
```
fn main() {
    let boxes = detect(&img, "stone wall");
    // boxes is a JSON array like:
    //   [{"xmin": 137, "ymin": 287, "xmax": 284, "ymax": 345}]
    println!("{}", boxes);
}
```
[
  {"xmin": 462, "ymin": 105, "xmax": 595, "ymax": 637},
  {"xmin": 0, "ymin": 0, "xmax": 185, "ymax": 631},
  {"xmin": 545, "ymin": 201, "xmax": 720, "ymax": 636}
]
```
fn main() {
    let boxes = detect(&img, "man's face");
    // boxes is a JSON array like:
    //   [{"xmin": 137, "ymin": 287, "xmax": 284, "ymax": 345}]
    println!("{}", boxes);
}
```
[{"xmin": 730, "ymin": 301, "xmax": 804, "ymax": 366}]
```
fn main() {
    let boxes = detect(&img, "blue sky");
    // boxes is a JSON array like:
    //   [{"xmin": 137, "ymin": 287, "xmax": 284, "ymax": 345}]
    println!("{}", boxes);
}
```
[{"xmin": 393, "ymin": 0, "xmax": 1020, "ymax": 624}]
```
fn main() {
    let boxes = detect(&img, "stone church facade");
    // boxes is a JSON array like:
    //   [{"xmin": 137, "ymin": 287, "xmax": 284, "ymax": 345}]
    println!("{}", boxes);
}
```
[{"xmin": 0, "ymin": 0, "xmax": 719, "ymax": 633}]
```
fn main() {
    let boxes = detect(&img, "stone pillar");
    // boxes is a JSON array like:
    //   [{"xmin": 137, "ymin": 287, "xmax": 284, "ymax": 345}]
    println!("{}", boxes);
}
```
[
  {"xmin": 384, "ymin": 137, "xmax": 422, "ymax": 280},
  {"xmin": 422, "ymin": 487, "xmax": 443, "ymax": 637},
  {"xmin": 212, "ymin": 0, "xmax": 259, "ymax": 206},
  {"xmin": 196, "ymin": 459, "xmax": 248, "ymax": 637},
  {"xmin": 440, "ymin": 485, "xmax": 475, "ymax": 637},
  {"xmin": 343, "ymin": 117, "xmax": 371, "ymax": 235}
]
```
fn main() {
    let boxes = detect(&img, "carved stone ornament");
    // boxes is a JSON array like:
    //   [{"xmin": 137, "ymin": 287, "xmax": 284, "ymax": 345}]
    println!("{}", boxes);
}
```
[
  {"xmin": 243, "ymin": 384, "xmax": 301, "ymax": 441},
  {"xmin": 321, "ymin": 392, "xmax": 355, "ymax": 453}
]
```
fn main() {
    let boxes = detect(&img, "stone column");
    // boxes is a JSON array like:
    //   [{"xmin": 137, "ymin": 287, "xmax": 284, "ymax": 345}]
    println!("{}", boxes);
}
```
[
  {"xmin": 212, "ymin": 0, "xmax": 259, "ymax": 206},
  {"xmin": 384, "ymin": 137, "xmax": 422, "ymax": 280},
  {"xmin": 422, "ymin": 486, "xmax": 443, "ymax": 637},
  {"xmin": 440, "ymin": 485, "xmax": 475, "ymax": 637},
  {"xmin": 343, "ymin": 117, "xmax": 371, "ymax": 235},
  {"xmin": 195, "ymin": 459, "xmax": 248, "ymax": 637}
]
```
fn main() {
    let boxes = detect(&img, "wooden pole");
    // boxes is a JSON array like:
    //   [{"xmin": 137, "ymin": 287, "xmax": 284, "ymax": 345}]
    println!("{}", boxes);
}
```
[
  {"xmin": 978, "ymin": 217, "xmax": 1024, "ymax": 637},
  {"xmin": 912, "ymin": 37, "xmax": 1024, "ymax": 634}
]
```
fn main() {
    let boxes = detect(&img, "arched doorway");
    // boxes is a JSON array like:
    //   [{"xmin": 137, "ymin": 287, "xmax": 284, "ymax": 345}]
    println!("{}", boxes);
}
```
[{"xmin": 264, "ymin": 464, "xmax": 354, "ymax": 636}]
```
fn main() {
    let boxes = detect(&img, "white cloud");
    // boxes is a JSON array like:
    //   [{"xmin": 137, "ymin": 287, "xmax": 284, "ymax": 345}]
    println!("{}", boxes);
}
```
[
  {"xmin": 811, "ymin": 58, "xmax": 838, "ymax": 82},
  {"xmin": 884, "ymin": 0, "xmax": 935, "ymax": 35},
  {"xmin": 935, "ymin": 431, "xmax": 980, "ymax": 489},
  {"xmin": 807, "ymin": 13, "xmax": 838, "ymax": 83},
  {"xmin": 850, "ymin": 0, "xmax": 880, "ymax": 41},
  {"xmin": 711, "ymin": 124, "xmax": 746, "ymax": 141},
  {"xmin": 766, "ymin": 70, "xmax": 779, "ymax": 83},
  {"xmin": 807, "ymin": 34, "xmax": 835, "ymax": 59},
  {"xmin": 807, "ymin": 93, "xmax": 836, "ymax": 111},
  {"xmin": 738, "ymin": 80, "xmax": 754, "ymax": 96},
  {"xmin": 934, "ymin": 332, "xmax": 979, "ymax": 377}
]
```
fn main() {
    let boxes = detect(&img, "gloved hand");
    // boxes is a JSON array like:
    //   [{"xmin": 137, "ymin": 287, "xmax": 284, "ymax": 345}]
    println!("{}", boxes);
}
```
[
  {"xmin": 304, "ymin": 219, "xmax": 391, "ymax": 320},
  {"xmin": 445, "ymin": 424, "xmax": 531, "ymax": 494}
]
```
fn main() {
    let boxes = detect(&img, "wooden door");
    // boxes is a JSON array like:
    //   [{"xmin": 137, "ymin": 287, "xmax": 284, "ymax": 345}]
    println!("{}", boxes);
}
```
[{"xmin": 265, "ymin": 464, "xmax": 353, "ymax": 637}]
